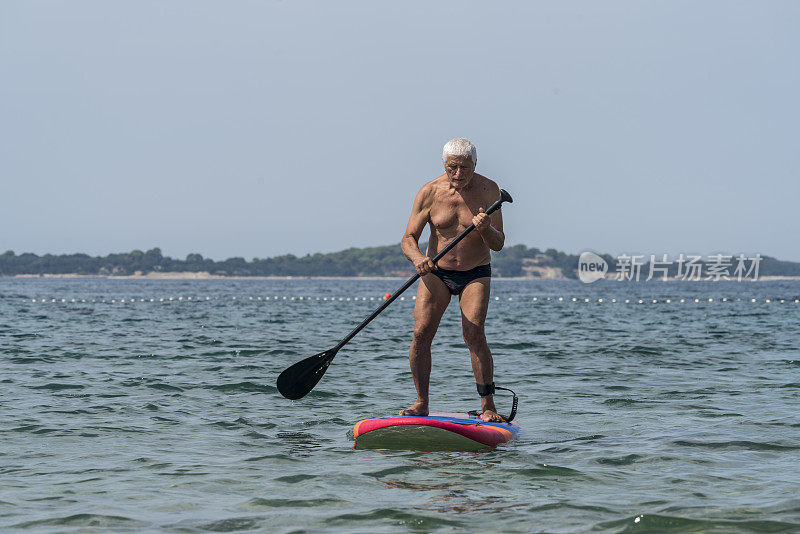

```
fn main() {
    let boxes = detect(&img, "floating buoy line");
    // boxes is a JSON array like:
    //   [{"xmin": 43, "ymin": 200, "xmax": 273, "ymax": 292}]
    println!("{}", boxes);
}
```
[{"xmin": 21, "ymin": 296, "xmax": 800, "ymax": 305}]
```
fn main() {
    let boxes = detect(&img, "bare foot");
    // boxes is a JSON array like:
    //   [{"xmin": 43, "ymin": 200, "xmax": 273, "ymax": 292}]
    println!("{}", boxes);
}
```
[
  {"xmin": 481, "ymin": 409, "xmax": 504, "ymax": 422},
  {"xmin": 399, "ymin": 401, "xmax": 428, "ymax": 416}
]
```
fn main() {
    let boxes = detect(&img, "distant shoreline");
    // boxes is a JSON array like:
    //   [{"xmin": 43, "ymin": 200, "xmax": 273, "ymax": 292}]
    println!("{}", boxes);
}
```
[{"xmin": 5, "ymin": 272, "xmax": 800, "ymax": 282}]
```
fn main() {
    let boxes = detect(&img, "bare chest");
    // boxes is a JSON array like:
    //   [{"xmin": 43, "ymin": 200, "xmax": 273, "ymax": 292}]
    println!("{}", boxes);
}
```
[{"xmin": 429, "ymin": 195, "xmax": 485, "ymax": 235}]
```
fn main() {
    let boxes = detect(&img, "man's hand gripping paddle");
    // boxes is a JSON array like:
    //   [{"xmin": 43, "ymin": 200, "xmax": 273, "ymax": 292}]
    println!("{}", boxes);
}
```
[{"xmin": 277, "ymin": 189, "xmax": 513, "ymax": 400}]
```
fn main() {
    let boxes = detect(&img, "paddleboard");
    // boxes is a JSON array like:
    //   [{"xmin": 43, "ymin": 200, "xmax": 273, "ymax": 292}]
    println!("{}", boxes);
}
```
[{"xmin": 352, "ymin": 412, "xmax": 521, "ymax": 451}]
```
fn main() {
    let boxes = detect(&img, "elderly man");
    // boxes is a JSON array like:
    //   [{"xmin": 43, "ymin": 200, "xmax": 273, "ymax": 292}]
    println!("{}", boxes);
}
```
[{"xmin": 400, "ymin": 138, "xmax": 506, "ymax": 422}]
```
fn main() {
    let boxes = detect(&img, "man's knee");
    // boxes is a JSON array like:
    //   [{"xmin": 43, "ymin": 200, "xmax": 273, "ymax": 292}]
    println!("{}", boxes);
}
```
[
  {"xmin": 462, "ymin": 324, "xmax": 487, "ymax": 349},
  {"xmin": 412, "ymin": 324, "xmax": 437, "ymax": 348}
]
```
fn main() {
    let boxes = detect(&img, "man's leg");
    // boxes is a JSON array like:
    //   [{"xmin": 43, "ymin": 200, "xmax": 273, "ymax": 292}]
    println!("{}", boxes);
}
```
[
  {"xmin": 459, "ymin": 277, "xmax": 502, "ymax": 422},
  {"xmin": 400, "ymin": 273, "xmax": 450, "ymax": 416}
]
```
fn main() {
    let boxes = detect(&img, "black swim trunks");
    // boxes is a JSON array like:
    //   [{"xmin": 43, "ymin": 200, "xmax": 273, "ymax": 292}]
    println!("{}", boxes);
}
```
[{"xmin": 430, "ymin": 264, "xmax": 491, "ymax": 296}]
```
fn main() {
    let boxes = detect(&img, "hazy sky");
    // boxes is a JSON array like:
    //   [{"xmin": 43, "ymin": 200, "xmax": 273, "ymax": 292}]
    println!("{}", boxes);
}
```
[{"xmin": 2, "ymin": 1, "xmax": 798, "ymax": 261}]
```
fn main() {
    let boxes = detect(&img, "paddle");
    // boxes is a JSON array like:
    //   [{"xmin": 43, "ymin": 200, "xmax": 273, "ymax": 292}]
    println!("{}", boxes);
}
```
[{"xmin": 277, "ymin": 188, "xmax": 514, "ymax": 400}]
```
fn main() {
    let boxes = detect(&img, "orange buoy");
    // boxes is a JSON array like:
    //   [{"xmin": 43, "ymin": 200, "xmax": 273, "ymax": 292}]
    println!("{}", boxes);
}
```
[{"xmin": 383, "ymin": 292, "xmax": 391, "ymax": 300}]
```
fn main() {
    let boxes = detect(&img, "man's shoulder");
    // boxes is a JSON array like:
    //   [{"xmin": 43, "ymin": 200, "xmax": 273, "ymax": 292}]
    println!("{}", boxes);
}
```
[
  {"xmin": 417, "ymin": 175, "xmax": 448, "ymax": 196},
  {"xmin": 472, "ymin": 174, "xmax": 500, "ymax": 196},
  {"xmin": 413, "ymin": 177, "xmax": 445, "ymax": 208}
]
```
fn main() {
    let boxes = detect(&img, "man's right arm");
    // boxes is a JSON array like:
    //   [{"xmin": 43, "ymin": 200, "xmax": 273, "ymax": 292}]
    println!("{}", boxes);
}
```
[{"xmin": 401, "ymin": 185, "xmax": 435, "ymax": 275}]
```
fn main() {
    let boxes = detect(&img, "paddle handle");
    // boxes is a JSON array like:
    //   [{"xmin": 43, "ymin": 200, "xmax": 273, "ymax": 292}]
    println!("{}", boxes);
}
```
[{"xmin": 334, "ymin": 189, "xmax": 513, "ymax": 351}]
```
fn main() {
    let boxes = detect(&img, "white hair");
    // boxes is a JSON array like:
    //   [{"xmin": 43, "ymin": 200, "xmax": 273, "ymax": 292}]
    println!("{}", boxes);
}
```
[{"xmin": 442, "ymin": 138, "xmax": 477, "ymax": 166}]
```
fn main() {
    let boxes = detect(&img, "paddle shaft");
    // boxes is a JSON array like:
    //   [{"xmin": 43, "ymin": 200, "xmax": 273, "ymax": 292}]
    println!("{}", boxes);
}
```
[{"xmin": 332, "ymin": 192, "xmax": 510, "ymax": 352}]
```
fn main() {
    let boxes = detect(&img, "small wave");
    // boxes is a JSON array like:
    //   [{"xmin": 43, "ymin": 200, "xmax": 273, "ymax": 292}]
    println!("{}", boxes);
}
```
[
  {"xmin": 594, "ymin": 453, "xmax": 643, "ymax": 466},
  {"xmin": 492, "ymin": 341, "xmax": 538, "ymax": 350},
  {"xmin": 244, "ymin": 453, "xmax": 300, "ymax": 463},
  {"xmin": 515, "ymin": 464, "xmax": 588, "ymax": 478},
  {"xmin": 273, "ymin": 473, "xmax": 318, "ymax": 483},
  {"xmin": 198, "ymin": 517, "xmax": 264, "ymax": 532},
  {"xmin": 364, "ymin": 465, "xmax": 422, "ymax": 478},
  {"xmin": 147, "ymin": 383, "xmax": 184, "ymax": 392},
  {"xmin": 244, "ymin": 496, "xmax": 342, "ymax": 508},
  {"xmin": 11, "ymin": 513, "xmax": 143, "ymax": 529},
  {"xmin": 596, "ymin": 513, "xmax": 800, "ymax": 533},
  {"xmin": 207, "ymin": 381, "xmax": 277, "ymax": 394},
  {"xmin": 9, "ymin": 332, "xmax": 40, "ymax": 339},
  {"xmin": 30, "ymin": 383, "xmax": 84, "ymax": 391},
  {"xmin": 603, "ymin": 398, "xmax": 652, "ymax": 406},
  {"xmin": 627, "ymin": 345, "xmax": 664, "ymax": 356},
  {"xmin": 673, "ymin": 439, "xmax": 800, "ymax": 451},
  {"xmin": 326, "ymin": 509, "xmax": 463, "ymax": 529},
  {"xmin": 266, "ymin": 348, "xmax": 299, "ymax": 356},
  {"xmin": 10, "ymin": 357, "xmax": 53, "ymax": 364},
  {"xmin": 528, "ymin": 501, "xmax": 616, "ymax": 514},
  {"xmin": 229, "ymin": 348, "xmax": 265, "ymax": 357}
]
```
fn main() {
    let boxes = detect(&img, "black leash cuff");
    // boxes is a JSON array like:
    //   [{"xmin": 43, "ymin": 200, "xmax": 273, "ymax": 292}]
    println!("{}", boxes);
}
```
[
  {"xmin": 471, "ymin": 384, "xmax": 518, "ymax": 423},
  {"xmin": 476, "ymin": 383, "xmax": 495, "ymax": 397}
]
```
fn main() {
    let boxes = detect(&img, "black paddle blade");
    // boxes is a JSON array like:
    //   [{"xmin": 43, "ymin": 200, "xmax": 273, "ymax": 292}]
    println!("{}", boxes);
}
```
[{"xmin": 276, "ymin": 348, "xmax": 337, "ymax": 400}]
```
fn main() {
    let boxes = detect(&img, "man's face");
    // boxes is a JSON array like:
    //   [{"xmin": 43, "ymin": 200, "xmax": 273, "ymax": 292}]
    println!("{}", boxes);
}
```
[{"xmin": 444, "ymin": 155, "xmax": 475, "ymax": 190}]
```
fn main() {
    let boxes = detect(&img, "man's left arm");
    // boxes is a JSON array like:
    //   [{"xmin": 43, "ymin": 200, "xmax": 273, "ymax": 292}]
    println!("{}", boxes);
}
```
[{"xmin": 473, "ymin": 205, "xmax": 505, "ymax": 251}]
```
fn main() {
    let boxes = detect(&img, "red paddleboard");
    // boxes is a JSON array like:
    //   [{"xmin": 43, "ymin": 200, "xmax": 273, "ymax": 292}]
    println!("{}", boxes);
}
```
[{"xmin": 352, "ymin": 412, "xmax": 521, "ymax": 451}]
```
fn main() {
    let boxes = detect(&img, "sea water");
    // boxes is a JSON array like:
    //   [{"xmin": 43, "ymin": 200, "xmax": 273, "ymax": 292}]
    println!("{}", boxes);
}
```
[{"xmin": 2, "ymin": 278, "xmax": 799, "ymax": 532}]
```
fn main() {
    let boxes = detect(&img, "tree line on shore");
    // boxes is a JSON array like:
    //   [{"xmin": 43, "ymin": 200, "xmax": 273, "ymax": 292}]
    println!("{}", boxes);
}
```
[{"xmin": 1, "ymin": 246, "xmax": 798, "ymax": 278}]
